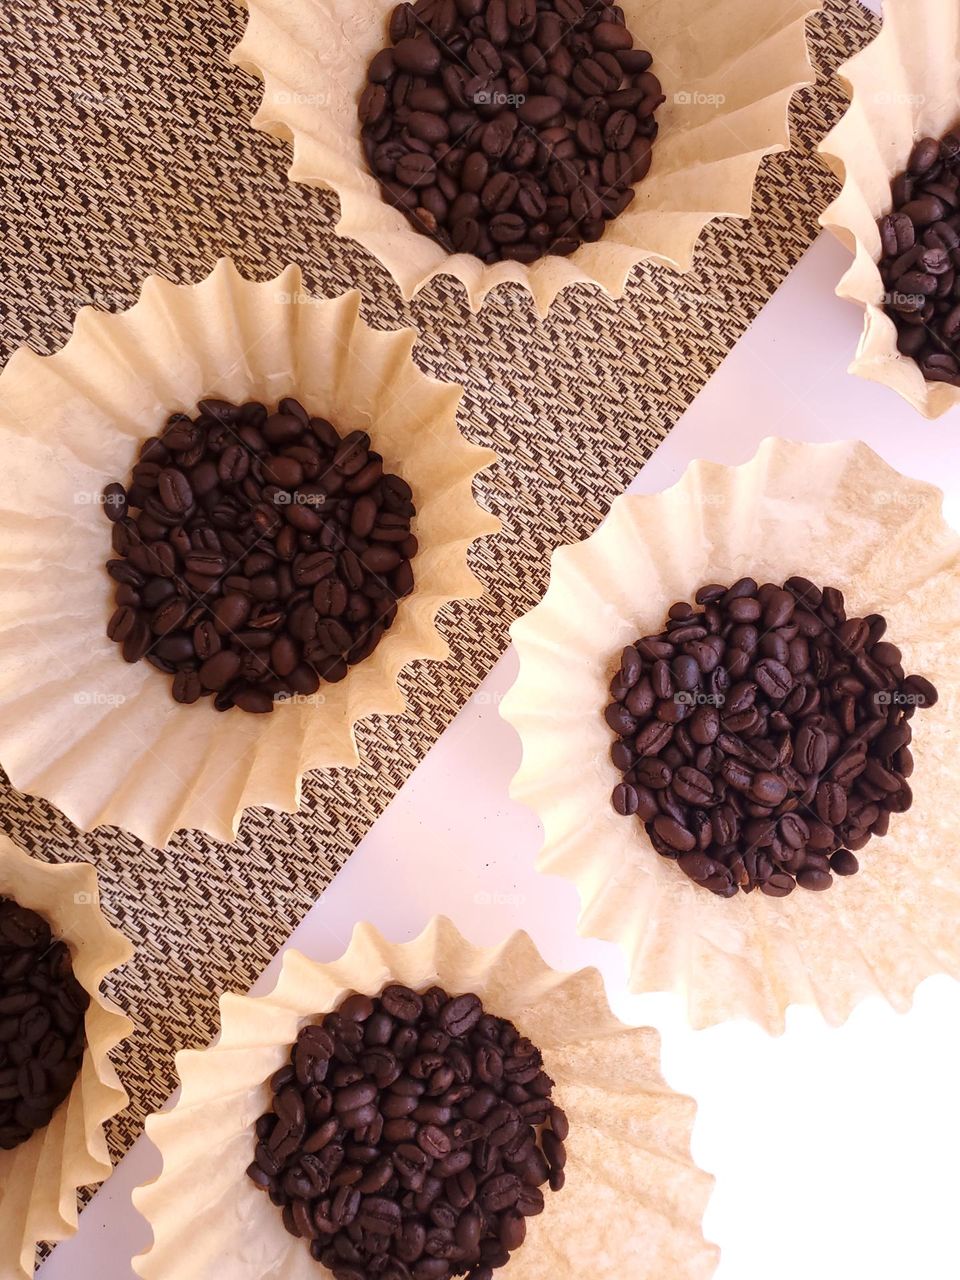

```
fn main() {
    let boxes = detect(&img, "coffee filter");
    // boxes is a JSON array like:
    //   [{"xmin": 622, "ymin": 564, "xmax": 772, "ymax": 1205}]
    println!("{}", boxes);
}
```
[
  {"xmin": 818, "ymin": 0, "xmax": 960, "ymax": 418},
  {"xmin": 500, "ymin": 438, "xmax": 960, "ymax": 1033},
  {"xmin": 131, "ymin": 917, "xmax": 718, "ymax": 1280},
  {"xmin": 0, "ymin": 259, "xmax": 498, "ymax": 847},
  {"xmin": 231, "ymin": 0, "xmax": 821, "ymax": 314},
  {"xmin": 0, "ymin": 836, "xmax": 133, "ymax": 1279}
]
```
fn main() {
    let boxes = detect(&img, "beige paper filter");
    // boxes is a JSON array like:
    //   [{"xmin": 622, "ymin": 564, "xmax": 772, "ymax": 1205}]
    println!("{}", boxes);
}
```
[
  {"xmin": 131, "ymin": 917, "xmax": 718, "ymax": 1280},
  {"xmin": 231, "ymin": 0, "xmax": 821, "ymax": 314},
  {"xmin": 818, "ymin": 0, "xmax": 960, "ymax": 418},
  {"xmin": 0, "ymin": 837, "xmax": 133, "ymax": 1280},
  {"xmin": 500, "ymin": 438, "xmax": 960, "ymax": 1033},
  {"xmin": 0, "ymin": 259, "xmax": 499, "ymax": 848}
]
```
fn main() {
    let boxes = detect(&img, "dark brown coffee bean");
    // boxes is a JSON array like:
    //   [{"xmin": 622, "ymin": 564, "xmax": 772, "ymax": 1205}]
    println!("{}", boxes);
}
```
[{"xmin": 0, "ymin": 897, "xmax": 88, "ymax": 1152}]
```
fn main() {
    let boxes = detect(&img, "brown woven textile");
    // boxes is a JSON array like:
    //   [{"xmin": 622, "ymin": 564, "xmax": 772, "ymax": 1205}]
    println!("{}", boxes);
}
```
[{"xmin": 0, "ymin": 0, "xmax": 875, "ymax": 1200}]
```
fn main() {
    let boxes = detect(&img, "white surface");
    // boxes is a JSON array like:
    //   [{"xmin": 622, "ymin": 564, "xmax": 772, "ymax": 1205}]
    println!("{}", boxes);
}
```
[{"xmin": 40, "ymin": 230, "xmax": 960, "ymax": 1280}]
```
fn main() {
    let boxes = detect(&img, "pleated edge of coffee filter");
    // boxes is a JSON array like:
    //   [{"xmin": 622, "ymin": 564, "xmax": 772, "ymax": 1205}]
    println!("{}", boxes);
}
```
[
  {"xmin": 499, "ymin": 436, "xmax": 960, "ymax": 1033},
  {"xmin": 0, "ymin": 259, "xmax": 500, "ymax": 849},
  {"xmin": 817, "ymin": 0, "xmax": 960, "ymax": 419},
  {"xmin": 229, "ymin": 0, "xmax": 823, "ymax": 316},
  {"xmin": 130, "ymin": 916, "xmax": 720, "ymax": 1280},
  {"xmin": 0, "ymin": 837, "xmax": 133, "ymax": 1279}
]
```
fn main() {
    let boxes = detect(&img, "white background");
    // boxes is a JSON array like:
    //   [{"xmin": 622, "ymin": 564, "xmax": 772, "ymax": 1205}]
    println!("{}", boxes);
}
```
[{"xmin": 37, "ymin": 3, "xmax": 960, "ymax": 1269}]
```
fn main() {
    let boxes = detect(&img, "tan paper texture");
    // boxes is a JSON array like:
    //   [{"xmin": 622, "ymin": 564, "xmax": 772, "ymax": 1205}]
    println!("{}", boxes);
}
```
[
  {"xmin": 0, "ymin": 837, "xmax": 133, "ymax": 1279},
  {"xmin": 0, "ymin": 260, "xmax": 499, "ymax": 847},
  {"xmin": 131, "ymin": 917, "xmax": 718, "ymax": 1280},
  {"xmin": 501, "ymin": 439, "xmax": 960, "ymax": 1032},
  {"xmin": 232, "ymin": 0, "xmax": 822, "ymax": 314},
  {"xmin": 818, "ymin": 0, "xmax": 960, "ymax": 417}
]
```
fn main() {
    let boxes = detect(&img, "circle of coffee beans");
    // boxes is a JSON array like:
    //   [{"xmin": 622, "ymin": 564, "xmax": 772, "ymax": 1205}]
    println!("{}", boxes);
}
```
[
  {"xmin": 605, "ymin": 576, "xmax": 939, "ymax": 898},
  {"xmin": 247, "ymin": 985, "xmax": 568, "ymax": 1280},
  {"xmin": 103, "ymin": 398, "xmax": 418, "ymax": 714},
  {"xmin": 359, "ymin": 0, "xmax": 664, "ymax": 265},
  {"xmin": 879, "ymin": 129, "xmax": 960, "ymax": 384},
  {"xmin": 0, "ymin": 898, "xmax": 89, "ymax": 1151}
]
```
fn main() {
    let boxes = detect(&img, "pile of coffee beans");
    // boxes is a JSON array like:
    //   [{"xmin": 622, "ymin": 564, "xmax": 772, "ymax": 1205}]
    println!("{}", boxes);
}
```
[
  {"xmin": 103, "ymin": 398, "xmax": 417, "ymax": 714},
  {"xmin": 879, "ymin": 130, "xmax": 960, "ymax": 384},
  {"xmin": 247, "ymin": 985, "xmax": 568, "ymax": 1279},
  {"xmin": 359, "ymin": 0, "xmax": 663, "ymax": 265},
  {"xmin": 605, "ymin": 577, "xmax": 938, "ymax": 898},
  {"xmin": 0, "ymin": 898, "xmax": 89, "ymax": 1151}
]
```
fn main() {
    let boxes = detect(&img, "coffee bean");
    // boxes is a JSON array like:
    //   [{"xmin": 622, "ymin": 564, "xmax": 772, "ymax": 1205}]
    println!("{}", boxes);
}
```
[
  {"xmin": 249, "ymin": 985, "xmax": 566, "ymax": 1275},
  {"xmin": 103, "ymin": 399, "xmax": 417, "ymax": 712},
  {"xmin": 606, "ymin": 578, "xmax": 937, "ymax": 897},
  {"xmin": 0, "ymin": 901, "xmax": 87, "ymax": 1152},
  {"xmin": 880, "ymin": 131, "xmax": 960, "ymax": 380},
  {"xmin": 360, "ymin": 1, "xmax": 661, "ymax": 265}
]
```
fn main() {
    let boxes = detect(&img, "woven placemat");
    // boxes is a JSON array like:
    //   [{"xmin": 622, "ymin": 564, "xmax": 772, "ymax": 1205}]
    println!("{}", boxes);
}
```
[{"xmin": 0, "ymin": 0, "xmax": 876, "ymax": 1200}]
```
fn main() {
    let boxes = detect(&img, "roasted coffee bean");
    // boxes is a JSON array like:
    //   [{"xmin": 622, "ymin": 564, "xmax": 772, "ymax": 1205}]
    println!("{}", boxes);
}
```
[
  {"xmin": 360, "ymin": 1, "xmax": 661, "ymax": 264},
  {"xmin": 0, "ymin": 900, "xmax": 88, "ymax": 1152},
  {"xmin": 103, "ymin": 399, "xmax": 417, "ymax": 712},
  {"xmin": 880, "ymin": 131, "xmax": 960, "ymax": 381},
  {"xmin": 249, "ymin": 986, "xmax": 566, "ymax": 1276},
  {"xmin": 606, "ymin": 578, "xmax": 937, "ymax": 897}
]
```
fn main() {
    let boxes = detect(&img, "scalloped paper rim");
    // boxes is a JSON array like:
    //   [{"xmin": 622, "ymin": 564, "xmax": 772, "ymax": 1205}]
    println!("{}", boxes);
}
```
[
  {"xmin": 131, "ymin": 917, "xmax": 719, "ymax": 1280},
  {"xmin": 0, "ymin": 260, "xmax": 499, "ymax": 847},
  {"xmin": 0, "ymin": 837, "xmax": 133, "ymax": 1279},
  {"xmin": 818, "ymin": 0, "xmax": 960, "ymax": 418},
  {"xmin": 231, "ymin": 0, "xmax": 822, "ymax": 314},
  {"xmin": 501, "ymin": 437, "xmax": 960, "ymax": 1032}
]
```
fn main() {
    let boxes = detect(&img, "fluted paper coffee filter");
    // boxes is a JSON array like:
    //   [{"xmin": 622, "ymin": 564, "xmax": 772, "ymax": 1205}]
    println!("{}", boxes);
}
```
[
  {"xmin": 501, "ymin": 438, "xmax": 960, "ymax": 1033},
  {"xmin": 232, "ymin": 0, "xmax": 821, "ymax": 314},
  {"xmin": 0, "ymin": 837, "xmax": 133, "ymax": 1279},
  {"xmin": 818, "ymin": 0, "xmax": 960, "ymax": 418},
  {"xmin": 0, "ymin": 259, "xmax": 498, "ymax": 847},
  {"xmin": 131, "ymin": 917, "xmax": 718, "ymax": 1280}
]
